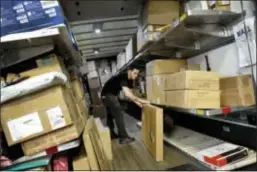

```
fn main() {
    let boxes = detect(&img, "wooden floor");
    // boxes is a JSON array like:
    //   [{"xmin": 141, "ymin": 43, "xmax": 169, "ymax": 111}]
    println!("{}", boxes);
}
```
[{"xmin": 106, "ymin": 114, "xmax": 187, "ymax": 170}]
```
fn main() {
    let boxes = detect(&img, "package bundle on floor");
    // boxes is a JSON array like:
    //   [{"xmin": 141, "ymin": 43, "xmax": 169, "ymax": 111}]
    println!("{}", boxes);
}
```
[{"xmin": 1, "ymin": 55, "xmax": 89, "ymax": 158}]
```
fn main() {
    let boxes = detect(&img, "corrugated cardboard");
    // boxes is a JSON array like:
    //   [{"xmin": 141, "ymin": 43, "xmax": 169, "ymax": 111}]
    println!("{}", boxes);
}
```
[
  {"xmin": 146, "ymin": 60, "xmax": 187, "ymax": 76},
  {"xmin": 142, "ymin": 105, "xmax": 163, "ymax": 162},
  {"xmin": 20, "ymin": 64, "xmax": 64, "ymax": 78},
  {"xmin": 21, "ymin": 103, "xmax": 85, "ymax": 156},
  {"xmin": 166, "ymin": 71, "xmax": 220, "ymax": 91},
  {"xmin": 166, "ymin": 90, "xmax": 220, "ymax": 109},
  {"xmin": 140, "ymin": 0, "xmax": 180, "ymax": 29},
  {"xmin": 71, "ymin": 77, "xmax": 85, "ymax": 100},
  {"xmin": 220, "ymin": 75, "xmax": 253, "ymax": 90},
  {"xmin": 72, "ymin": 148, "xmax": 90, "ymax": 170},
  {"xmin": 221, "ymin": 87, "xmax": 255, "ymax": 107},
  {"xmin": 180, "ymin": 64, "xmax": 201, "ymax": 71},
  {"xmin": 1, "ymin": 85, "xmax": 78, "ymax": 146},
  {"xmin": 146, "ymin": 75, "xmax": 168, "ymax": 104}
]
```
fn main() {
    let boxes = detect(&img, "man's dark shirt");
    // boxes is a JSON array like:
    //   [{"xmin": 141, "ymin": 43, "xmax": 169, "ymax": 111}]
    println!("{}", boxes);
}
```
[{"xmin": 101, "ymin": 72, "xmax": 133, "ymax": 97}]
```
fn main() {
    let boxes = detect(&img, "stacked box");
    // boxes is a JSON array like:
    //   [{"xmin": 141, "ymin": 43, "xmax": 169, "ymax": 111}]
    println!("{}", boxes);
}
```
[
  {"xmin": 146, "ymin": 60, "xmax": 187, "ymax": 104},
  {"xmin": 125, "ymin": 35, "xmax": 137, "ymax": 63},
  {"xmin": 165, "ymin": 71, "xmax": 220, "ymax": 109},
  {"xmin": 220, "ymin": 75, "xmax": 255, "ymax": 107}
]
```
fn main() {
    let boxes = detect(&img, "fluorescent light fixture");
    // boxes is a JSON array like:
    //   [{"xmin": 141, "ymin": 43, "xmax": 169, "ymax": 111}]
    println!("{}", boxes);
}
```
[
  {"xmin": 94, "ymin": 48, "xmax": 100, "ymax": 54},
  {"xmin": 94, "ymin": 28, "xmax": 101, "ymax": 33}
]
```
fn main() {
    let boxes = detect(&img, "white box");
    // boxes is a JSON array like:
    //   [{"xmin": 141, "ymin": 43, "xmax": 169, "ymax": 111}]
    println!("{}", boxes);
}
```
[
  {"xmin": 111, "ymin": 61, "xmax": 117, "ymax": 75},
  {"xmin": 79, "ymin": 65, "xmax": 88, "ymax": 75},
  {"xmin": 87, "ymin": 61, "xmax": 96, "ymax": 72},
  {"xmin": 87, "ymin": 70, "xmax": 98, "ymax": 79},
  {"xmin": 117, "ymin": 52, "xmax": 126, "ymax": 69}
]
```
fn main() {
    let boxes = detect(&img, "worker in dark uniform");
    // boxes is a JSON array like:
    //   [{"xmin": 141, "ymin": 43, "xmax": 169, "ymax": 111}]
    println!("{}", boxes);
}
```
[{"xmin": 101, "ymin": 65, "xmax": 150, "ymax": 144}]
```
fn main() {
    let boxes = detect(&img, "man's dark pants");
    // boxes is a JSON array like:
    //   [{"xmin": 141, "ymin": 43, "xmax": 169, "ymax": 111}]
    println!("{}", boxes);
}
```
[{"xmin": 103, "ymin": 94, "xmax": 129, "ymax": 138}]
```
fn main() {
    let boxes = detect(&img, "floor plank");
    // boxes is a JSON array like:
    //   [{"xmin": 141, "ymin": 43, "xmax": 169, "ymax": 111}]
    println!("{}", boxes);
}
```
[{"xmin": 110, "ymin": 114, "xmax": 186, "ymax": 170}]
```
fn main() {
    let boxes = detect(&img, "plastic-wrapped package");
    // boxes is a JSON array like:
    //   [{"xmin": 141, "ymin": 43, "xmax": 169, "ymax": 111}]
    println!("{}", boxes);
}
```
[{"xmin": 1, "ymin": 72, "xmax": 67, "ymax": 104}]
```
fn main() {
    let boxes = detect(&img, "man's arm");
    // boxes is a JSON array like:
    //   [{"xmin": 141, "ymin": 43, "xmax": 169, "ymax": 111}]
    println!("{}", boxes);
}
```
[{"xmin": 122, "ymin": 86, "xmax": 149, "ymax": 105}]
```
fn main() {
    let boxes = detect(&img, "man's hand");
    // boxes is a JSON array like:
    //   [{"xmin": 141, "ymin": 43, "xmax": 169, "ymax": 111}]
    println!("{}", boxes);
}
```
[
  {"xmin": 139, "ymin": 99, "xmax": 150, "ymax": 105},
  {"xmin": 135, "ymin": 101, "xmax": 143, "ymax": 108}
]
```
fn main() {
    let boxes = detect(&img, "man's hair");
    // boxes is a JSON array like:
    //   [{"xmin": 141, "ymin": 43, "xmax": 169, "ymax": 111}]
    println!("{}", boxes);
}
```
[{"xmin": 128, "ymin": 64, "xmax": 140, "ymax": 71}]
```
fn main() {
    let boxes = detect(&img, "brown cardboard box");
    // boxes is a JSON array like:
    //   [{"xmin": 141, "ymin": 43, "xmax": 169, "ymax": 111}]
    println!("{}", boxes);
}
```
[
  {"xmin": 180, "ymin": 64, "xmax": 201, "ymax": 71},
  {"xmin": 142, "ymin": 105, "xmax": 163, "ymax": 162},
  {"xmin": 166, "ymin": 90, "xmax": 220, "ymax": 109},
  {"xmin": 140, "ymin": 0, "xmax": 180, "ymax": 29},
  {"xmin": 221, "ymin": 87, "xmax": 255, "ymax": 107},
  {"xmin": 71, "ymin": 77, "xmax": 85, "ymax": 101},
  {"xmin": 21, "ymin": 103, "xmax": 85, "ymax": 156},
  {"xmin": 220, "ymin": 75, "xmax": 253, "ymax": 90},
  {"xmin": 72, "ymin": 148, "xmax": 90, "ymax": 170},
  {"xmin": 1, "ymin": 85, "xmax": 78, "ymax": 146},
  {"xmin": 166, "ymin": 71, "xmax": 220, "ymax": 91},
  {"xmin": 146, "ymin": 60, "xmax": 187, "ymax": 76},
  {"xmin": 20, "ymin": 64, "xmax": 64, "ymax": 78}
]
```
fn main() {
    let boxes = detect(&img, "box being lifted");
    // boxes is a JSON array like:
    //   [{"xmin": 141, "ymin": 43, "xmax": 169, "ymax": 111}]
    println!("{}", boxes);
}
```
[{"xmin": 1, "ymin": 85, "xmax": 78, "ymax": 146}]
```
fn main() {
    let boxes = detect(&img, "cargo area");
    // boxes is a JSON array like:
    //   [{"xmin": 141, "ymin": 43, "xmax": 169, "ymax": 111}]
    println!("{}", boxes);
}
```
[{"xmin": 0, "ymin": 0, "xmax": 257, "ymax": 171}]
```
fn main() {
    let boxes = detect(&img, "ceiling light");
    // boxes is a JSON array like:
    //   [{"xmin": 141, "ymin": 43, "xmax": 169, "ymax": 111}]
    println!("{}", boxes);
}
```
[
  {"xmin": 94, "ymin": 28, "xmax": 101, "ymax": 34},
  {"xmin": 94, "ymin": 48, "xmax": 100, "ymax": 54}
]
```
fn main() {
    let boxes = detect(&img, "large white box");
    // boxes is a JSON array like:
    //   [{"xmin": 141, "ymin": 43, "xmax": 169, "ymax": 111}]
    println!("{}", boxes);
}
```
[
  {"xmin": 87, "ymin": 70, "xmax": 98, "ymax": 79},
  {"xmin": 87, "ymin": 61, "xmax": 96, "ymax": 72},
  {"xmin": 125, "ymin": 37, "xmax": 136, "ymax": 63},
  {"xmin": 117, "ymin": 52, "xmax": 126, "ymax": 69}
]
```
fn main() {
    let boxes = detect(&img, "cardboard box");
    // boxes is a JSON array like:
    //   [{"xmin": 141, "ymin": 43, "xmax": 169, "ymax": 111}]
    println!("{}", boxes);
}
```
[
  {"xmin": 180, "ymin": 64, "xmax": 201, "ymax": 71},
  {"xmin": 220, "ymin": 75, "xmax": 254, "ymax": 90},
  {"xmin": 20, "ymin": 64, "xmax": 64, "ymax": 78},
  {"xmin": 1, "ymin": 85, "xmax": 78, "ymax": 146},
  {"xmin": 137, "ymin": 26, "xmax": 160, "ymax": 52},
  {"xmin": 140, "ymin": 0, "xmax": 180, "ymax": 29},
  {"xmin": 221, "ymin": 87, "xmax": 255, "ymax": 107},
  {"xmin": 142, "ymin": 105, "xmax": 163, "ymax": 162},
  {"xmin": 146, "ymin": 75, "xmax": 168, "ymax": 104},
  {"xmin": 111, "ymin": 61, "xmax": 117, "ymax": 75},
  {"xmin": 21, "ymin": 103, "xmax": 86, "ymax": 156},
  {"xmin": 71, "ymin": 77, "xmax": 85, "ymax": 100},
  {"xmin": 87, "ymin": 61, "xmax": 96, "ymax": 72},
  {"xmin": 166, "ymin": 90, "xmax": 220, "ymax": 109},
  {"xmin": 166, "ymin": 71, "xmax": 220, "ymax": 91},
  {"xmin": 73, "ymin": 148, "xmax": 90, "ymax": 170},
  {"xmin": 87, "ymin": 71, "xmax": 98, "ymax": 79},
  {"xmin": 125, "ymin": 36, "xmax": 137, "ymax": 63},
  {"xmin": 146, "ymin": 59, "xmax": 187, "ymax": 76}
]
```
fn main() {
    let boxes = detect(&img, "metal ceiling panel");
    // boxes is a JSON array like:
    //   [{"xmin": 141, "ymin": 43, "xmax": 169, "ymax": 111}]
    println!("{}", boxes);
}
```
[
  {"xmin": 77, "ymin": 35, "xmax": 132, "ymax": 46},
  {"xmin": 72, "ymin": 24, "xmax": 93, "ymax": 34},
  {"xmin": 84, "ymin": 52, "xmax": 118, "ymax": 60},
  {"xmin": 103, "ymin": 20, "xmax": 138, "ymax": 30},
  {"xmin": 83, "ymin": 49, "xmax": 123, "ymax": 57},
  {"xmin": 101, "ymin": 46, "xmax": 126, "ymax": 51},
  {"xmin": 75, "ymin": 28, "xmax": 137, "ymax": 41},
  {"xmin": 79, "ymin": 41, "xmax": 128, "ymax": 50}
]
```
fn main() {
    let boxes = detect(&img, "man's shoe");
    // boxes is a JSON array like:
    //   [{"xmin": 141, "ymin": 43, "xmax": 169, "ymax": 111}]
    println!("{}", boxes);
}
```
[
  {"xmin": 110, "ymin": 132, "xmax": 119, "ymax": 140},
  {"xmin": 119, "ymin": 136, "xmax": 135, "ymax": 144}
]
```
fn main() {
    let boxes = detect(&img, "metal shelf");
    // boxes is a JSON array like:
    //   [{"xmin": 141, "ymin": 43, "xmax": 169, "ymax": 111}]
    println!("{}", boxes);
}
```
[{"xmin": 1, "ymin": 25, "xmax": 82, "ymax": 69}]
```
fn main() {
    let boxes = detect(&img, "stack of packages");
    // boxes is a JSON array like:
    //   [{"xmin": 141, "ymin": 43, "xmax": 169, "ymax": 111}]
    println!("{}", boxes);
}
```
[
  {"xmin": 220, "ymin": 75, "xmax": 256, "ymax": 107},
  {"xmin": 1, "ymin": 54, "xmax": 89, "ymax": 169},
  {"xmin": 137, "ymin": 0, "xmax": 180, "ymax": 52},
  {"xmin": 146, "ymin": 59, "xmax": 221, "ymax": 109},
  {"xmin": 116, "ymin": 51, "xmax": 126, "ymax": 70},
  {"xmin": 73, "ymin": 117, "xmax": 113, "ymax": 171}
]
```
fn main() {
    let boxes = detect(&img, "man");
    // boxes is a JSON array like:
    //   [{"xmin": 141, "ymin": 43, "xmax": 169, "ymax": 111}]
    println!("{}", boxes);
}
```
[{"xmin": 101, "ymin": 65, "xmax": 149, "ymax": 144}]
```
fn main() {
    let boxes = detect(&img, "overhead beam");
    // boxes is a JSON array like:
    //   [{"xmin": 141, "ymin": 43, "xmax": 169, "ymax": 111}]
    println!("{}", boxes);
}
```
[
  {"xmin": 82, "ymin": 49, "xmax": 123, "ymax": 57},
  {"xmin": 71, "ymin": 15, "xmax": 138, "ymax": 25},
  {"xmin": 74, "ymin": 28, "xmax": 137, "ymax": 41},
  {"xmin": 84, "ymin": 53, "xmax": 118, "ymax": 60},
  {"xmin": 72, "ymin": 20, "xmax": 137, "ymax": 34},
  {"xmin": 77, "ymin": 35, "xmax": 132, "ymax": 46},
  {"xmin": 79, "ymin": 41, "xmax": 128, "ymax": 50}
]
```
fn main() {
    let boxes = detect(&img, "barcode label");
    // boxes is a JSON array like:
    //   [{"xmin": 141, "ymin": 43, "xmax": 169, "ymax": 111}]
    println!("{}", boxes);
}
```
[
  {"xmin": 41, "ymin": 1, "xmax": 59, "ymax": 9},
  {"xmin": 47, "ymin": 106, "xmax": 66, "ymax": 130}
]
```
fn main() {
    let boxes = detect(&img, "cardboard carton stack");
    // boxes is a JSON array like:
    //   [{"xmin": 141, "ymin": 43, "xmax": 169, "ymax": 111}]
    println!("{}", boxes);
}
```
[
  {"xmin": 220, "ymin": 75, "xmax": 256, "ymax": 107},
  {"xmin": 137, "ymin": 0, "xmax": 180, "ymax": 52},
  {"xmin": 146, "ymin": 59, "xmax": 187, "ymax": 104},
  {"xmin": 72, "ymin": 117, "xmax": 113, "ymax": 171},
  {"xmin": 1, "ymin": 54, "xmax": 89, "ymax": 157},
  {"xmin": 146, "ymin": 60, "xmax": 221, "ymax": 109},
  {"xmin": 165, "ymin": 71, "xmax": 220, "ymax": 109}
]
